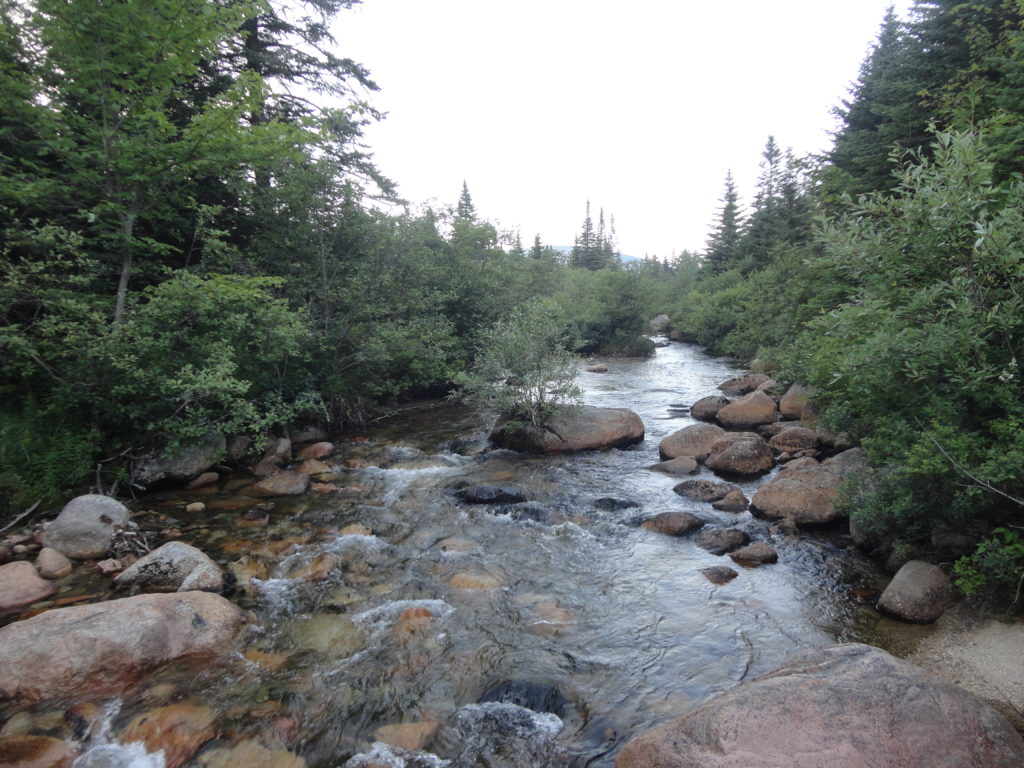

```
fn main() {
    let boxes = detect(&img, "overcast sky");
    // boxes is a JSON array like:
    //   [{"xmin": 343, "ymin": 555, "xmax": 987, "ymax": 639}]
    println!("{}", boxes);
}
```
[{"xmin": 333, "ymin": 0, "xmax": 916, "ymax": 258}]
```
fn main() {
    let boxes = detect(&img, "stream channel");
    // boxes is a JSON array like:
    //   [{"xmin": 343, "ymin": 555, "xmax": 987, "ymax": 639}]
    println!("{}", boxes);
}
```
[{"xmin": 2, "ymin": 342, "xmax": 926, "ymax": 768}]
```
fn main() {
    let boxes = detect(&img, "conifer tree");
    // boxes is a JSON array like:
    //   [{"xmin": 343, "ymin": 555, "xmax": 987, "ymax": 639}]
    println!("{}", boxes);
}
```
[
  {"xmin": 456, "ymin": 181, "xmax": 477, "ymax": 221},
  {"xmin": 703, "ymin": 170, "xmax": 744, "ymax": 275}
]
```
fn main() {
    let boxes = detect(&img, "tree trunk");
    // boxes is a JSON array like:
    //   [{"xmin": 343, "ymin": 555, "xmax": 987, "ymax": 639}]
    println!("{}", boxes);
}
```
[{"xmin": 113, "ymin": 213, "xmax": 136, "ymax": 326}]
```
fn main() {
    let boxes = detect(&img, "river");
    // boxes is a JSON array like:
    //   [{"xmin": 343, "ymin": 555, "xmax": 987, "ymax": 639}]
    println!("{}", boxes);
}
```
[{"xmin": 2, "ymin": 342, "xmax": 916, "ymax": 767}]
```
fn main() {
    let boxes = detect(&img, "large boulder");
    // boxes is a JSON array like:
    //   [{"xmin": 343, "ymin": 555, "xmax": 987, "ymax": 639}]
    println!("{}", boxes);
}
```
[
  {"xmin": 615, "ymin": 643, "xmax": 1024, "ymax": 768},
  {"xmin": 690, "ymin": 396, "xmax": 730, "ymax": 422},
  {"xmin": 114, "ymin": 542, "xmax": 227, "ymax": 593},
  {"xmin": 658, "ymin": 423, "xmax": 725, "ymax": 462},
  {"xmin": 750, "ymin": 451, "xmax": 866, "ymax": 527},
  {"xmin": 717, "ymin": 373, "xmax": 770, "ymax": 396},
  {"xmin": 0, "ymin": 735, "xmax": 75, "ymax": 768},
  {"xmin": 767, "ymin": 425, "xmax": 819, "ymax": 454},
  {"xmin": 0, "ymin": 592, "xmax": 249, "ymax": 703},
  {"xmin": 877, "ymin": 560, "xmax": 954, "ymax": 623},
  {"xmin": 779, "ymin": 383, "xmax": 814, "ymax": 420},
  {"xmin": 715, "ymin": 390, "xmax": 779, "ymax": 429},
  {"xmin": 0, "ymin": 561, "xmax": 57, "ymax": 611},
  {"xmin": 705, "ymin": 433, "xmax": 773, "ymax": 477},
  {"xmin": 40, "ymin": 495, "xmax": 131, "ymax": 560},
  {"xmin": 132, "ymin": 433, "xmax": 226, "ymax": 488},
  {"xmin": 491, "ymin": 406, "xmax": 644, "ymax": 454}
]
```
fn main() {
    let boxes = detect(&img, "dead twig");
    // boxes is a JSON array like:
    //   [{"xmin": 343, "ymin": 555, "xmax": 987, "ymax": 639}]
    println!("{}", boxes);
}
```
[{"xmin": 0, "ymin": 498, "xmax": 41, "ymax": 534}]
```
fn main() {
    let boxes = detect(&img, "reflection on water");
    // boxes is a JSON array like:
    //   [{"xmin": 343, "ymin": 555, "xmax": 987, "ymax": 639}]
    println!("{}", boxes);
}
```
[{"xmin": 2, "ymin": 343, "xmax": 899, "ymax": 768}]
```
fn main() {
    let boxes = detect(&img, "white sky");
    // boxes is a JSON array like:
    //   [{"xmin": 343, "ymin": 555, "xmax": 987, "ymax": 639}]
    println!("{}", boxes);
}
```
[{"xmin": 333, "ymin": 0, "xmax": 916, "ymax": 258}]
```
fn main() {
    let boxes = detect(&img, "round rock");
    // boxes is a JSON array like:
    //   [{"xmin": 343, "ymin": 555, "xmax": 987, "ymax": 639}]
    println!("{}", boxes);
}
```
[
  {"xmin": 41, "ymin": 494, "xmax": 131, "ymax": 560},
  {"xmin": 877, "ymin": 560, "xmax": 954, "ymax": 623}
]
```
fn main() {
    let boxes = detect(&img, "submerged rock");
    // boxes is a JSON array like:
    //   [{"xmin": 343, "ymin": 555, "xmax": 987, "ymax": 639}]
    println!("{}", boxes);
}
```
[
  {"xmin": 479, "ymin": 680, "xmax": 567, "ymax": 717},
  {"xmin": 196, "ymin": 740, "xmax": 305, "ymax": 768},
  {"xmin": 0, "ymin": 592, "xmax": 249, "ymax": 703},
  {"xmin": 455, "ymin": 485, "xmax": 526, "ymax": 505},
  {"xmin": 648, "ymin": 456, "xmax": 699, "ymax": 476},
  {"xmin": 244, "ymin": 471, "xmax": 310, "ymax": 498},
  {"xmin": 119, "ymin": 702, "xmax": 216, "ymax": 768},
  {"xmin": 455, "ymin": 701, "xmax": 564, "ymax": 768},
  {"xmin": 615, "ymin": 643, "xmax": 1024, "ymax": 768},
  {"xmin": 491, "ymin": 406, "xmax": 644, "ymax": 454},
  {"xmin": 41, "ymin": 494, "xmax": 130, "ymax": 560}
]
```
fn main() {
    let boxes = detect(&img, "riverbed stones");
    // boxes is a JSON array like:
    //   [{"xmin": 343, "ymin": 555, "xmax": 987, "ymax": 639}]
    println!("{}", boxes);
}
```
[
  {"xmin": 705, "ymin": 432, "xmax": 773, "ymax": 477},
  {"xmin": 715, "ymin": 390, "xmax": 779, "ymax": 429},
  {"xmin": 585, "ymin": 364, "xmax": 609, "ymax": 373},
  {"xmin": 640, "ymin": 511, "xmax": 705, "ymax": 537},
  {"xmin": 373, "ymin": 720, "xmax": 439, "ymax": 752},
  {"xmin": 672, "ymin": 479, "xmax": 740, "ymax": 503},
  {"xmin": 296, "ymin": 441, "xmax": 334, "ymax": 460},
  {"xmin": 34, "ymin": 548, "xmax": 72, "ymax": 579},
  {"xmin": 711, "ymin": 490, "xmax": 749, "ymax": 512},
  {"xmin": 41, "ymin": 494, "xmax": 130, "ymax": 560},
  {"xmin": 132, "ymin": 433, "xmax": 226, "ymax": 489},
  {"xmin": 750, "ymin": 449, "xmax": 866, "ymax": 527},
  {"xmin": 729, "ymin": 541, "xmax": 778, "ymax": 565},
  {"xmin": 690, "ymin": 395, "xmax": 731, "ymax": 422},
  {"xmin": 779, "ymin": 383, "xmax": 814, "ymax": 420},
  {"xmin": 659, "ymin": 423, "xmax": 725, "ymax": 462},
  {"xmin": 491, "ymin": 405, "xmax": 644, "ymax": 454},
  {"xmin": 244, "ymin": 471, "xmax": 310, "ymax": 498},
  {"xmin": 455, "ymin": 485, "xmax": 526, "ymax": 504},
  {"xmin": 114, "ymin": 541, "xmax": 226, "ymax": 593},
  {"xmin": 196, "ymin": 740, "xmax": 305, "ymax": 768},
  {"xmin": 648, "ymin": 456, "xmax": 699, "ymax": 476},
  {"xmin": 877, "ymin": 560, "xmax": 954, "ymax": 623},
  {"xmin": 701, "ymin": 565, "xmax": 738, "ymax": 584},
  {"xmin": 767, "ymin": 425, "xmax": 819, "ymax": 454},
  {"xmin": 614, "ymin": 643, "xmax": 1024, "ymax": 768},
  {"xmin": 0, "ymin": 561, "xmax": 57, "ymax": 611},
  {"xmin": 694, "ymin": 529, "xmax": 750, "ymax": 555},
  {"xmin": 717, "ymin": 373, "xmax": 770, "ymax": 396},
  {"xmin": 0, "ymin": 735, "xmax": 75, "ymax": 768},
  {"xmin": 119, "ymin": 702, "xmax": 216, "ymax": 768},
  {"xmin": 449, "ymin": 571, "xmax": 503, "ymax": 590},
  {"xmin": 0, "ymin": 592, "xmax": 249, "ymax": 703}
]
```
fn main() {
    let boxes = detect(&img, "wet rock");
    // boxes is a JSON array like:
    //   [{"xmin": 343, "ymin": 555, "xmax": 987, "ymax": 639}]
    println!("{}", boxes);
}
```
[
  {"xmin": 729, "ymin": 541, "xmax": 778, "ymax": 565},
  {"xmin": 340, "ymin": 523, "xmax": 373, "ymax": 537},
  {"xmin": 614, "ymin": 643, "xmax": 1024, "ymax": 768},
  {"xmin": 767, "ymin": 425, "xmax": 819, "ymax": 454},
  {"xmin": 672, "ymin": 479, "xmax": 741, "ymax": 503},
  {"xmin": 296, "ymin": 441, "xmax": 334, "ymax": 460},
  {"xmin": 449, "ymin": 571, "xmax": 502, "ymax": 590},
  {"xmin": 585, "ymin": 364, "xmax": 609, "ymax": 373},
  {"xmin": 491, "ymin": 405, "xmax": 644, "ymax": 454},
  {"xmin": 343, "ymin": 743, "xmax": 447, "ymax": 768},
  {"xmin": 132, "ymin": 433, "xmax": 226, "ymax": 489},
  {"xmin": 648, "ymin": 456, "xmax": 699, "ymax": 476},
  {"xmin": 289, "ymin": 615, "xmax": 364, "ymax": 659},
  {"xmin": 480, "ymin": 680, "xmax": 567, "ymax": 717},
  {"xmin": 119, "ymin": 702, "xmax": 216, "ymax": 768},
  {"xmin": 287, "ymin": 552, "xmax": 341, "ymax": 581},
  {"xmin": 751, "ymin": 451, "xmax": 866, "ymax": 527},
  {"xmin": 877, "ymin": 560, "xmax": 954, "ymax": 623},
  {"xmin": 297, "ymin": 459, "xmax": 331, "ymax": 475},
  {"xmin": 494, "ymin": 502, "xmax": 551, "ymax": 524},
  {"xmin": 0, "ymin": 735, "xmax": 75, "ymax": 768},
  {"xmin": 779, "ymin": 382, "xmax": 814, "ymax": 420},
  {"xmin": 694, "ymin": 528, "xmax": 750, "ymax": 555},
  {"xmin": 196, "ymin": 740, "xmax": 305, "ymax": 768},
  {"xmin": 186, "ymin": 472, "xmax": 219, "ymax": 490},
  {"xmin": 185, "ymin": 502, "xmax": 206, "ymax": 514},
  {"xmin": 95, "ymin": 558, "xmax": 123, "ymax": 576},
  {"xmin": 456, "ymin": 701, "xmax": 563, "ymax": 768},
  {"xmin": 0, "ymin": 561, "xmax": 57, "ymax": 611},
  {"xmin": 391, "ymin": 606, "xmax": 436, "ymax": 645},
  {"xmin": 658, "ymin": 423, "xmax": 725, "ymax": 462},
  {"xmin": 711, "ymin": 490, "xmax": 749, "ymax": 512},
  {"xmin": 34, "ymin": 548, "xmax": 72, "ymax": 579},
  {"xmin": 374, "ymin": 720, "xmax": 440, "ymax": 752},
  {"xmin": 705, "ymin": 432, "xmax": 773, "ymax": 477},
  {"xmin": 244, "ymin": 471, "xmax": 310, "ymax": 498},
  {"xmin": 640, "ymin": 511, "xmax": 705, "ymax": 537},
  {"xmin": 690, "ymin": 395, "xmax": 731, "ymax": 422},
  {"xmin": 41, "ymin": 494, "xmax": 130, "ymax": 560},
  {"xmin": 251, "ymin": 456, "xmax": 283, "ymax": 477},
  {"xmin": 454, "ymin": 485, "xmax": 526, "ymax": 505},
  {"xmin": 436, "ymin": 538, "xmax": 478, "ymax": 553},
  {"xmin": 0, "ymin": 592, "xmax": 249, "ymax": 703},
  {"xmin": 715, "ymin": 390, "xmax": 779, "ymax": 429},
  {"xmin": 114, "ymin": 541, "xmax": 227, "ymax": 593},
  {"xmin": 717, "ymin": 373, "xmax": 770, "ymax": 396},
  {"xmin": 592, "ymin": 497, "xmax": 640, "ymax": 512},
  {"xmin": 701, "ymin": 565, "xmax": 738, "ymax": 584}
]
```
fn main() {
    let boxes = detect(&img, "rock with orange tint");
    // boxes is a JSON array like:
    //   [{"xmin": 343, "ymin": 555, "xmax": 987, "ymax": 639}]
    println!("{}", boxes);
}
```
[
  {"xmin": 449, "ymin": 571, "xmax": 502, "ymax": 590},
  {"xmin": 35, "ymin": 548, "xmax": 72, "ymax": 580},
  {"xmin": 392, "ymin": 606, "xmax": 433, "ymax": 644},
  {"xmin": 310, "ymin": 483, "xmax": 337, "ymax": 493},
  {"xmin": 243, "ymin": 649, "xmax": 291, "ymax": 671},
  {"xmin": 373, "ymin": 720, "xmax": 439, "ymax": 751},
  {"xmin": 0, "ymin": 561, "xmax": 57, "ymax": 611},
  {"xmin": 244, "ymin": 472, "xmax": 310, "ymax": 498},
  {"xmin": 340, "ymin": 523, "xmax": 372, "ymax": 537},
  {"xmin": 297, "ymin": 459, "xmax": 331, "ymax": 475},
  {"xmin": 297, "ymin": 442, "xmax": 334, "ymax": 461},
  {"xmin": 196, "ymin": 740, "xmax": 305, "ymax": 768},
  {"xmin": 0, "ymin": 592, "xmax": 249, "ymax": 703},
  {"xmin": 119, "ymin": 702, "xmax": 216, "ymax": 768},
  {"xmin": 288, "ymin": 552, "xmax": 340, "ymax": 581},
  {"xmin": 0, "ymin": 735, "xmax": 75, "ymax": 768}
]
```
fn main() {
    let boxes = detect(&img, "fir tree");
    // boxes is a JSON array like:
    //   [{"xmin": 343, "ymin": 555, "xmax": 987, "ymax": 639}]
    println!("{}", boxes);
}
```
[
  {"xmin": 703, "ymin": 170, "xmax": 744, "ymax": 275},
  {"xmin": 456, "ymin": 181, "xmax": 477, "ymax": 221}
]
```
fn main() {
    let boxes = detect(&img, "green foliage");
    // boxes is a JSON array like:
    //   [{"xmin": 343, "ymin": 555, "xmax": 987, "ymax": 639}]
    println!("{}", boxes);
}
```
[
  {"xmin": 452, "ymin": 301, "xmax": 581, "ymax": 426},
  {"xmin": 955, "ymin": 528, "xmax": 1024, "ymax": 600}
]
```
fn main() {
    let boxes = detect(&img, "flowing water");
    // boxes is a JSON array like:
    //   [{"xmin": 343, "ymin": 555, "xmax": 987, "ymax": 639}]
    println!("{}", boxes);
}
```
[{"xmin": 2, "ymin": 342, "xmax": 912, "ymax": 767}]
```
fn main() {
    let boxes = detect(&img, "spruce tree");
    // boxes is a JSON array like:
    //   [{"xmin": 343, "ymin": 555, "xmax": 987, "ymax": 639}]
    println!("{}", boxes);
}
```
[
  {"xmin": 456, "ymin": 180, "xmax": 477, "ymax": 221},
  {"xmin": 703, "ymin": 170, "xmax": 743, "ymax": 276}
]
